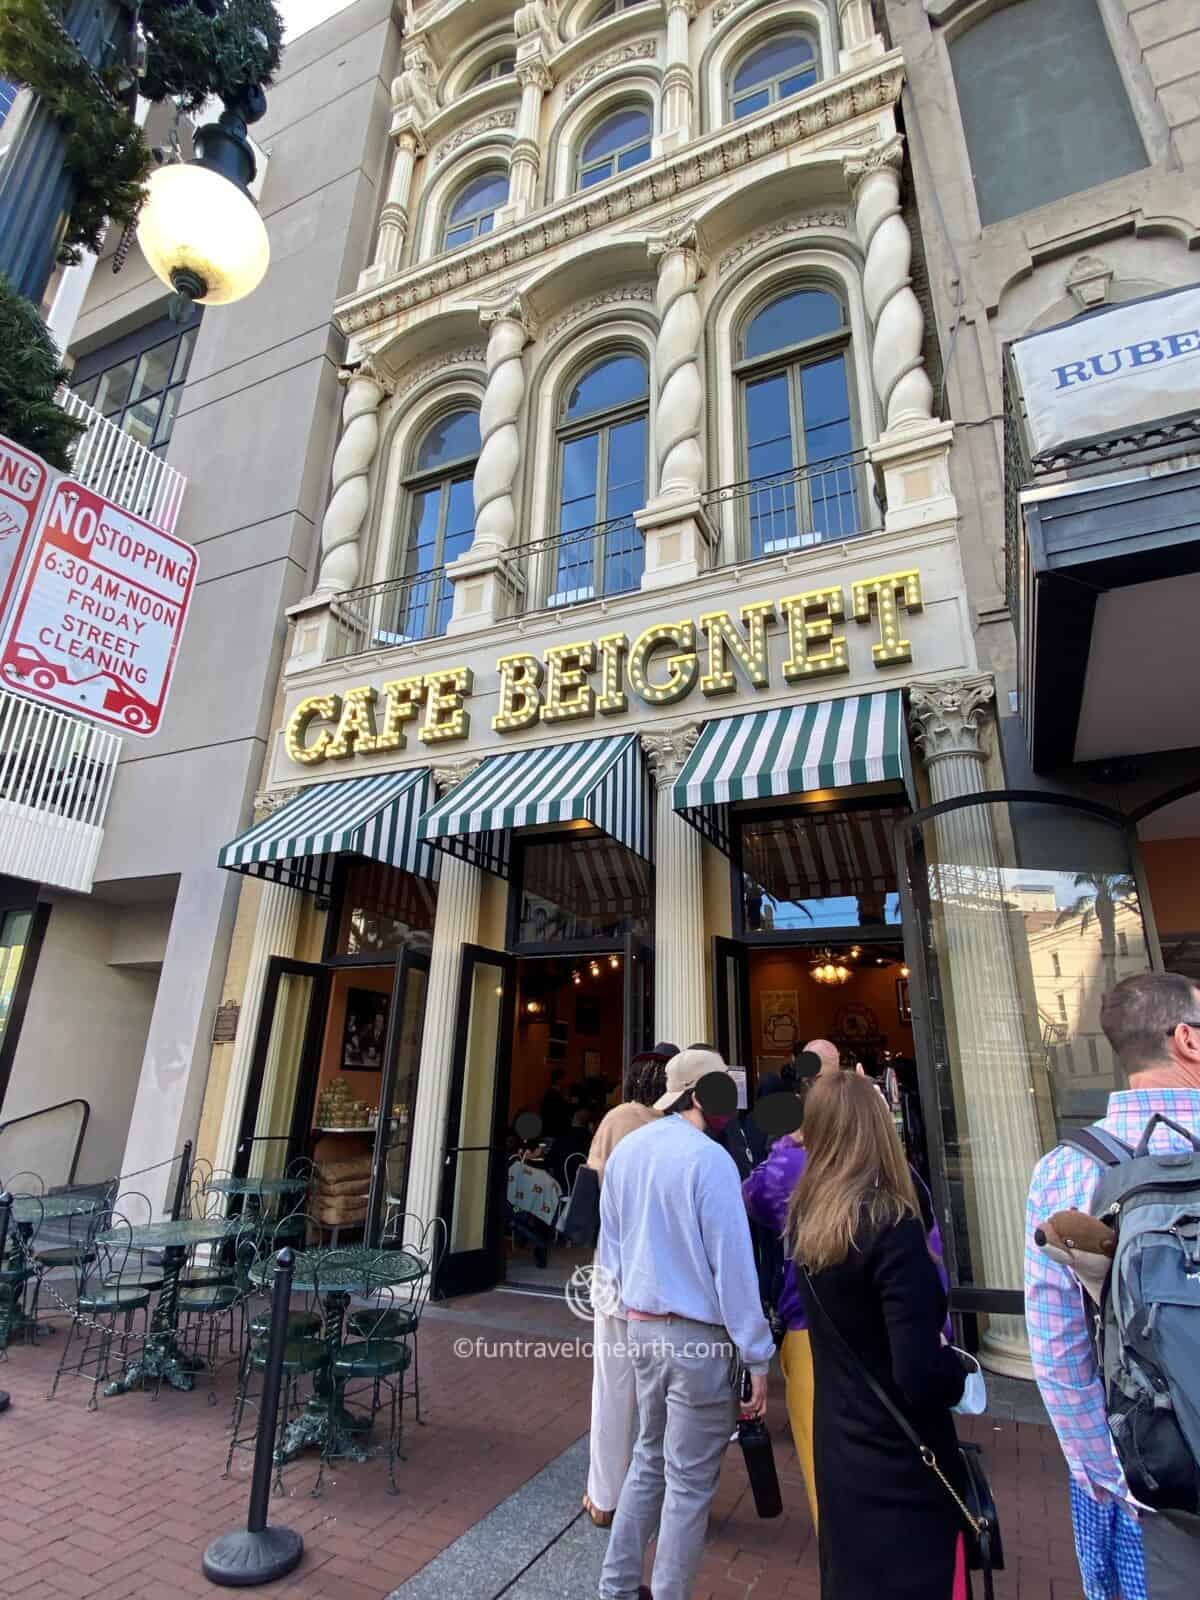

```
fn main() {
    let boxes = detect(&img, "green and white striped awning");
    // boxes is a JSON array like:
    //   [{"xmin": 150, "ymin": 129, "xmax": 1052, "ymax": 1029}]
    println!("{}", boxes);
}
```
[
  {"xmin": 417, "ymin": 733, "xmax": 651, "ymax": 876},
  {"xmin": 218, "ymin": 769, "xmax": 440, "ymax": 897},
  {"xmin": 673, "ymin": 692, "xmax": 907, "ymax": 853}
]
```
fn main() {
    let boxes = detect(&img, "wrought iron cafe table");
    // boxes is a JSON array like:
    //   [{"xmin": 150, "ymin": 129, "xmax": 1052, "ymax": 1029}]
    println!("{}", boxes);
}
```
[
  {"xmin": 205, "ymin": 1176, "xmax": 309, "ymax": 1202},
  {"xmin": 249, "ymin": 1247, "xmax": 425, "ymax": 1462},
  {"xmin": 96, "ymin": 1216, "xmax": 239, "ymax": 1395},
  {"xmin": 6, "ymin": 1194, "xmax": 103, "ymax": 1342}
]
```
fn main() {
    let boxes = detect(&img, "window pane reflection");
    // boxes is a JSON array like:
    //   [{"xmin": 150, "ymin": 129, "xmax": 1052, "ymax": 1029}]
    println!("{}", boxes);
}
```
[
  {"xmin": 517, "ymin": 835, "xmax": 651, "ymax": 943},
  {"xmin": 740, "ymin": 808, "xmax": 905, "ymax": 932}
]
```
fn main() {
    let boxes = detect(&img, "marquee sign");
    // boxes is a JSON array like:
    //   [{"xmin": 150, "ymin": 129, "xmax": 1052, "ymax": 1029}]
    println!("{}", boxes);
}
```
[{"xmin": 285, "ymin": 569, "xmax": 923, "ymax": 767}]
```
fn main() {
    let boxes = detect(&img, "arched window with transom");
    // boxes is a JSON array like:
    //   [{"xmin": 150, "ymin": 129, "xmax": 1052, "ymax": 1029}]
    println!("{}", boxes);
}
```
[
  {"xmin": 727, "ymin": 32, "xmax": 819, "ymax": 121},
  {"xmin": 550, "ymin": 352, "xmax": 648, "ymax": 605},
  {"xmin": 737, "ymin": 286, "xmax": 859, "ymax": 558},
  {"xmin": 389, "ymin": 408, "xmax": 480, "ymax": 641},
  {"xmin": 469, "ymin": 54, "xmax": 515, "ymax": 87},
  {"xmin": 441, "ymin": 169, "xmax": 508, "ymax": 251},
  {"xmin": 575, "ymin": 104, "xmax": 652, "ymax": 190}
]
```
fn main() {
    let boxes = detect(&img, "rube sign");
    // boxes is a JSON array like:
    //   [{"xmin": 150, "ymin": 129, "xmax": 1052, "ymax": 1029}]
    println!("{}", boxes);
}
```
[
  {"xmin": 0, "ymin": 478, "xmax": 197, "ymax": 737},
  {"xmin": 0, "ymin": 435, "xmax": 50, "ymax": 634}
]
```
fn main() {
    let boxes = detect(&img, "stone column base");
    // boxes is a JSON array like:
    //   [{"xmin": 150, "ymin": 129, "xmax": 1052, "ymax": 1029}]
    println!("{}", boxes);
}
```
[
  {"xmin": 445, "ymin": 547, "xmax": 525, "ymax": 636},
  {"xmin": 636, "ymin": 497, "xmax": 716, "ymax": 591},
  {"xmin": 868, "ymin": 420, "xmax": 958, "ymax": 535}
]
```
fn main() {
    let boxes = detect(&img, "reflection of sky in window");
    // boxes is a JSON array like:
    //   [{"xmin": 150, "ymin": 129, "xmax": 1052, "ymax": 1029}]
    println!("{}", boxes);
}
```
[{"xmin": 758, "ymin": 893, "xmax": 902, "ymax": 929}]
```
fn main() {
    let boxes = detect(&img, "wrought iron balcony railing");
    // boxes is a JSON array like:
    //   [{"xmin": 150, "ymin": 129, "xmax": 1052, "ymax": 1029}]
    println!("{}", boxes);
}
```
[
  {"xmin": 57, "ymin": 388, "xmax": 187, "ymax": 532},
  {"xmin": 0, "ymin": 687, "xmax": 122, "ymax": 893},
  {"xmin": 329, "ymin": 567, "xmax": 454, "ymax": 661},
  {"xmin": 508, "ymin": 514, "xmax": 645, "ymax": 615},
  {"xmin": 702, "ymin": 449, "xmax": 871, "ymax": 562}
]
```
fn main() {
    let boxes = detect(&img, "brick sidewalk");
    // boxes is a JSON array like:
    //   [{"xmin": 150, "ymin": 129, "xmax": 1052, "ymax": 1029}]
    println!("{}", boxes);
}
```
[{"xmin": 0, "ymin": 1290, "xmax": 1079, "ymax": 1599}]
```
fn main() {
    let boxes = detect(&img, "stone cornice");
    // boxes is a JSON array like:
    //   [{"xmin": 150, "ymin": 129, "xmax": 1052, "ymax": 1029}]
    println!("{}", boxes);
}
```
[{"xmin": 335, "ymin": 51, "xmax": 905, "ymax": 339}]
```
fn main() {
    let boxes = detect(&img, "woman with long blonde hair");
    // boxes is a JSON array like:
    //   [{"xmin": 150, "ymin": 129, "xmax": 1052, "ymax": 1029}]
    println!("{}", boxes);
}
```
[{"xmin": 789, "ymin": 1071, "xmax": 970, "ymax": 1600}]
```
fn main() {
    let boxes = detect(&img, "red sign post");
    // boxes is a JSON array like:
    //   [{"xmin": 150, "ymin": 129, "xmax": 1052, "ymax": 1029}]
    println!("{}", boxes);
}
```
[
  {"xmin": 0, "ymin": 435, "xmax": 51, "ymax": 634},
  {"xmin": 0, "ymin": 478, "xmax": 197, "ymax": 737}
]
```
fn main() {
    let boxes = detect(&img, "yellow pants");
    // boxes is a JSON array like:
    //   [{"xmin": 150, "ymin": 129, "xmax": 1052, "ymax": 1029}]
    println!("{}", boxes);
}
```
[{"xmin": 780, "ymin": 1327, "xmax": 819, "ymax": 1529}]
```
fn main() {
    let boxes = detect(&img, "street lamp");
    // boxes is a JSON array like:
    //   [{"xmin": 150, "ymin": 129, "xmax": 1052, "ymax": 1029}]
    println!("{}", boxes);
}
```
[{"xmin": 138, "ymin": 89, "xmax": 269, "ymax": 317}]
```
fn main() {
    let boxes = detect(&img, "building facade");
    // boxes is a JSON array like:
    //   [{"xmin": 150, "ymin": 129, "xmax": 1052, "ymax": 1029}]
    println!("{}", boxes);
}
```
[
  {"xmin": 0, "ymin": 2, "xmax": 403, "ymax": 1202},
  {"xmin": 183, "ymin": 0, "xmax": 1151, "ymax": 1378}
]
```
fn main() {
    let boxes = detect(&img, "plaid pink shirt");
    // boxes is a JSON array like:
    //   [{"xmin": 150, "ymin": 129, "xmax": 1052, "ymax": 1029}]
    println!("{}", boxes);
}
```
[{"xmin": 1023, "ymin": 1087, "xmax": 1200, "ymax": 1505}]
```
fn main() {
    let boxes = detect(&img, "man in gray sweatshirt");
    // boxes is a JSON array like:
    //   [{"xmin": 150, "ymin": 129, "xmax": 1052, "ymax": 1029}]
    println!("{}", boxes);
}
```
[{"xmin": 596, "ymin": 1048, "xmax": 774, "ymax": 1600}]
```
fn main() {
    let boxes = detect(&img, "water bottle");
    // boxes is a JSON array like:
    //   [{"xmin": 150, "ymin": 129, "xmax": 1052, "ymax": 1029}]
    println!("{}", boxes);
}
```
[{"xmin": 737, "ymin": 1370, "xmax": 783, "ymax": 1518}]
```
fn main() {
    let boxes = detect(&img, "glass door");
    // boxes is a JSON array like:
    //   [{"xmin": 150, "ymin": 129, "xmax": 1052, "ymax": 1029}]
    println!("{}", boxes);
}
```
[
  {"xmin": 712, "ymin": 936, "xmax": 751, "ymax": 1068},
  {"xmin": 438, "ymin": 944, "xmax": 516, "ymax": 1296},
  {"xmin": 365, "ymin": 947, "xmax": 430, "ymax": 1243},
  {"xmin": 234, "ymin": 958, "xmax": 329, "ymax": 1182},
  {"xmin": 622, "ymin": 931, "xmax": 653, "ymax": 1058}
]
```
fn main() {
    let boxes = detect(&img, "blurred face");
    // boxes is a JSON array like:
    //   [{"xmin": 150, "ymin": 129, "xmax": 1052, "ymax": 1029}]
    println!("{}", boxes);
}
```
[{"xmin": 805, "ymin": 1038, "xmax": 841, "ymax": 1076}]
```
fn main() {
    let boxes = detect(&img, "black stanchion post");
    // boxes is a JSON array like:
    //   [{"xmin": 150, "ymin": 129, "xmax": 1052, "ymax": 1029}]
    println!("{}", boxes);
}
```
[
  {"xmin": 171, "ymin": 1139, "xmax": 194, "ymax": 1222},
  {"xmin": 0, "ymin": 1190, "xmax": 12, "ymax": 1413},
  {"xmin": 202, "ymin": 1248, "xmax": 302, "ymax": 1586}
]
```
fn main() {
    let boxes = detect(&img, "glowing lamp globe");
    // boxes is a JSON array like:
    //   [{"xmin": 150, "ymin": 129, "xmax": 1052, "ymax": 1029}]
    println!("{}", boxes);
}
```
[
  {"xmin": 138, "ymin": 95, "xmax": 270, "ymax": 315},
  {"xmin": 138, "ymin": 162, "xmax": 269, "ymax": 306}
]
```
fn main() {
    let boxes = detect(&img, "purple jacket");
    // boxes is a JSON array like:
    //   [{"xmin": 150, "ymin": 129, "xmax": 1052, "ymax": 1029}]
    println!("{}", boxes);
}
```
[
  {"xmin": 742, "ymin": 1138, "xmax": 952, "ymax": 1336},
  {"xmin": 742, "ymin": 1138, "xmax": 807, "ymax": 1330}
]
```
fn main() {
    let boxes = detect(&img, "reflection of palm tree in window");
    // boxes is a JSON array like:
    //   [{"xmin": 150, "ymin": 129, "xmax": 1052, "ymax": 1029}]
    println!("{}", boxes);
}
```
[{"xmin": 1053, "ymin": 873, "xmax": 1139, "ymax": 992}]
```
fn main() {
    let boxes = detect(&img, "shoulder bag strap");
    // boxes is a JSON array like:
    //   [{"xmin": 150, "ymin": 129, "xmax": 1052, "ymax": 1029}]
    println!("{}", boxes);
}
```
[
  {"xmin": 799, "ymin": 1264, "xmax": 984, "ymax": 1544},
  {"xmin": 1061, "ymin": 1126, "xmax": 1134, "ymax": 1168}
]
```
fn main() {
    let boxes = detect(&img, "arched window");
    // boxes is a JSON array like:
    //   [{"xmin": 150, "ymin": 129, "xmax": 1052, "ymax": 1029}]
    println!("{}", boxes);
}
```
[
  {"xmin": 392, "ymin": 408, "xmax": 480, "ymax": 640},
  {"xmin": 441, "ymin": 169, "xmax": 508, "ymax": 251},
  {"xmin": 551, "ymin": 352, "xmax": 648, "ymax": 604},
  {"xmin": 469, "ymin": 54, "xmax": 516, "ymax": 87},
  {"xmin": 576, "ymin": 104, "xmax": 652, "ymax": 191},
  {"xmin": 737, "ymin": 287, "xmax": 858, "ymax": 558},
  {"xmin": 728, "ymin": 32, "xmax": 818, "ymax": 120}
]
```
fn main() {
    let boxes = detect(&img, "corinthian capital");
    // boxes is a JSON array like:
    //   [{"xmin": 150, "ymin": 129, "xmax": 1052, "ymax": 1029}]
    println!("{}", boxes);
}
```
[
  {"xmin": 479, "ymin": 292, "xmax": 537, "ymax": 340},
  {"xmin": 908, "ymin": 675, "xmax": 995, "ymax": 765},
  {"xmin": 516, "ymin": 58, "xmax": 554, "ymax": 93},
  {"xmin": 647, "ymin": 219, "xmax": 707, "ymax": 274},
  {"xmin": 641, "ymin": 722, "xmax": 700, "ymax": 787},
  {"xmin": 843, "ymin": 135, "xmax": 904, "ymax": 196},
  {"xmin": 340, "ymin": 354, "xmax": 395, "ymax": 398},
  {"xmin": 433, "ymin": 757, "xmax": 482, "ymax": 795}
]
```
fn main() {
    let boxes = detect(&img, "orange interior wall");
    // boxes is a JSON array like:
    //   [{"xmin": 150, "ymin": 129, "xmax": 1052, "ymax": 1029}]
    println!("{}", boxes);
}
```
[
  {"xmin": 747, "ymin": 948, "xmax": 914, "ymax": 1070},
  {"xmin": 508, "ymin": 962, "xmax": 625, "ymax": 1122},
  {"xmin": 311, "ymin": 964, "xmax": 393, "ymax": 1165},
  {"xmin": 1140, "ymin": 838, "xmax": 1200, "ymax": 935}
]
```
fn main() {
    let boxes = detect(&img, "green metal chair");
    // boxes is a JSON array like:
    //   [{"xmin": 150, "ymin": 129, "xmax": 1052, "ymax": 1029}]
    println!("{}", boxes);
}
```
[
  {"xmin": 320, "ymin": 1254, "xmax": 412, "ymax": 1496},
  {"xmin": 346, "ymin": 1215, "xmax": 443, "ymax": 1423},
  {"xmin": 48, "ymin": 1210, "xmax": 152, "ymax": 1410}
]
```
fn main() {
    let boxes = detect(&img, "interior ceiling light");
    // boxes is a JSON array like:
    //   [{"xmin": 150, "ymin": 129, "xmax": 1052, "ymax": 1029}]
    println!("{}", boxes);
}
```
[{"xmin": 810, "ymin": 949, "xmax": 853, "ymax": 986}]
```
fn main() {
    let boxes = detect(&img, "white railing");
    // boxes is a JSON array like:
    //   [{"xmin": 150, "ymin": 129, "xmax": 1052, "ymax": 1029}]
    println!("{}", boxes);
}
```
[
  {"xmin": 56, "ymin": 388, "xmax": 187, "ymax": 532},
  {"xmin": 0, "ymin": 688, "xmax": 122, "ymax": 892}
]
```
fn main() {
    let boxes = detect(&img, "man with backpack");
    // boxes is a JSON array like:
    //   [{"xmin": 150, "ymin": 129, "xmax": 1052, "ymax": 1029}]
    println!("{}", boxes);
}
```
[{"xmin": 1025, "ymin": 971, "xmax": 1200, "ymax": 1599}]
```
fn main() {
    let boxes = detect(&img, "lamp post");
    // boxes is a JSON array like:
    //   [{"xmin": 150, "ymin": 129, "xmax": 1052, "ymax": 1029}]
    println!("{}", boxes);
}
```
[{"xmin": 137, "ymin": 87, "xmax": 270, "ymax": 319}]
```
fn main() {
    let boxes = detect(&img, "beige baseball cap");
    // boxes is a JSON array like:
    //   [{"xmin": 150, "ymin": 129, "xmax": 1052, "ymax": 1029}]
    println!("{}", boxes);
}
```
[{"xmin": 653, "ymin": 1046, "xmax": 730, "ymax": 1111}]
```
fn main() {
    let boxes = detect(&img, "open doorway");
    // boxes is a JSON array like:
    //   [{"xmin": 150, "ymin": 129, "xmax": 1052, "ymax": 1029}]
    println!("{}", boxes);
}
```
[{"xmin": 504, "ymin": 953, "xmax": 626, "ymax": 1292}]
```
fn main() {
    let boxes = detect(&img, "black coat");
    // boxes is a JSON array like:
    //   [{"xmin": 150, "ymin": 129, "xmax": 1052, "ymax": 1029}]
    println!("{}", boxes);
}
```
[{"xmin": 796, "ymin": 1213, "xmax": 969, "ymax": 1600}]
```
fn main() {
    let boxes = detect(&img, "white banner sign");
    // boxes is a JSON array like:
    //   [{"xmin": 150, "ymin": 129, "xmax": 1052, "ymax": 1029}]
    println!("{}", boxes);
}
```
[
  {"xmin": 0, "ymin": 477, "xmax": 197, "ymax": 737},
  {"xmin": 1012, "ymin": 284, "xmax": 1200, "ymax": 456}
]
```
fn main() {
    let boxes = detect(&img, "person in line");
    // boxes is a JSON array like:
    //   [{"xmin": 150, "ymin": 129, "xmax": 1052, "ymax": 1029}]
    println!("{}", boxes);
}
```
[
  {"xmin": 805, "ymin": 1037, "xmax": 842, "ymax": 1076},
  {"xmin": 597, "ymin": 1048, "xmax": 773, "ymax": 1600},
  {"xmin": 791, "ymin": 1071, "xmax": 968, "ymax": 1600},
  {"xmin": 742, "ymin": 1059, "xmax": 821, "ymax": 1525},
  {"xmin": 581, "ymin": 1043, "xmax": 676, "ymax": 1527},
  {"xmin": 1026, "ymin": 971, "xmax": 1200, "ymax": 1600}
]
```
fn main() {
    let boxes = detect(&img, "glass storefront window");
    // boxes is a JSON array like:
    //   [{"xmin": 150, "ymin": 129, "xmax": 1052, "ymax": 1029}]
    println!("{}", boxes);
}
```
[
  {"xmin": 516, "ymin": 834, "xmax": 651, "ymax": 944},
  {"xmin": 901, "ymin": 795, "xmax": 1150, "ymax": 1370},
  {"xmin": 334, "ymin": 862, "xmax": 436, "ymax": 958},
  {"xmin": 739, "ymin": 805, "xmax": 906, "ymax": 932},
  {"xmin": 0, "ymin": 907, "xmax": 33, "ymax": 1054}
]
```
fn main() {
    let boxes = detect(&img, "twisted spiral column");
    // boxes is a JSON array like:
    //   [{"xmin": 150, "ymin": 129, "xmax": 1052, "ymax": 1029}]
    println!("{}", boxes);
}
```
[
  {"xmin": 846, "ymin": 140, "xmax": 933, "ymax": 434},
  {"xmin": 472, "ymin": 299, "xmax": 533, "ymax": 554},
  {"xmin": 650, "ymin": 228, "xmax": 706, "ymax": 501},
  {"xmin": 315, "ymin": 360, "xmax": 393, "ymax": 594}
]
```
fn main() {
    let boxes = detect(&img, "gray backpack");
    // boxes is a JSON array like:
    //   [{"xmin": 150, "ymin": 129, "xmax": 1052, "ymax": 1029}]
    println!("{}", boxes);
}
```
[{"xmin": 1064, "ymin": 1113, "xmax": 1200, "ymax": 1513}]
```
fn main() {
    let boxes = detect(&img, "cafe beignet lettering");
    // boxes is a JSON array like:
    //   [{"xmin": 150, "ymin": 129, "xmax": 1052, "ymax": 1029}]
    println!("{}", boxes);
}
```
[{"xmin": 285, "ymin": 572, "xmax": 923, "ymax": 766}]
